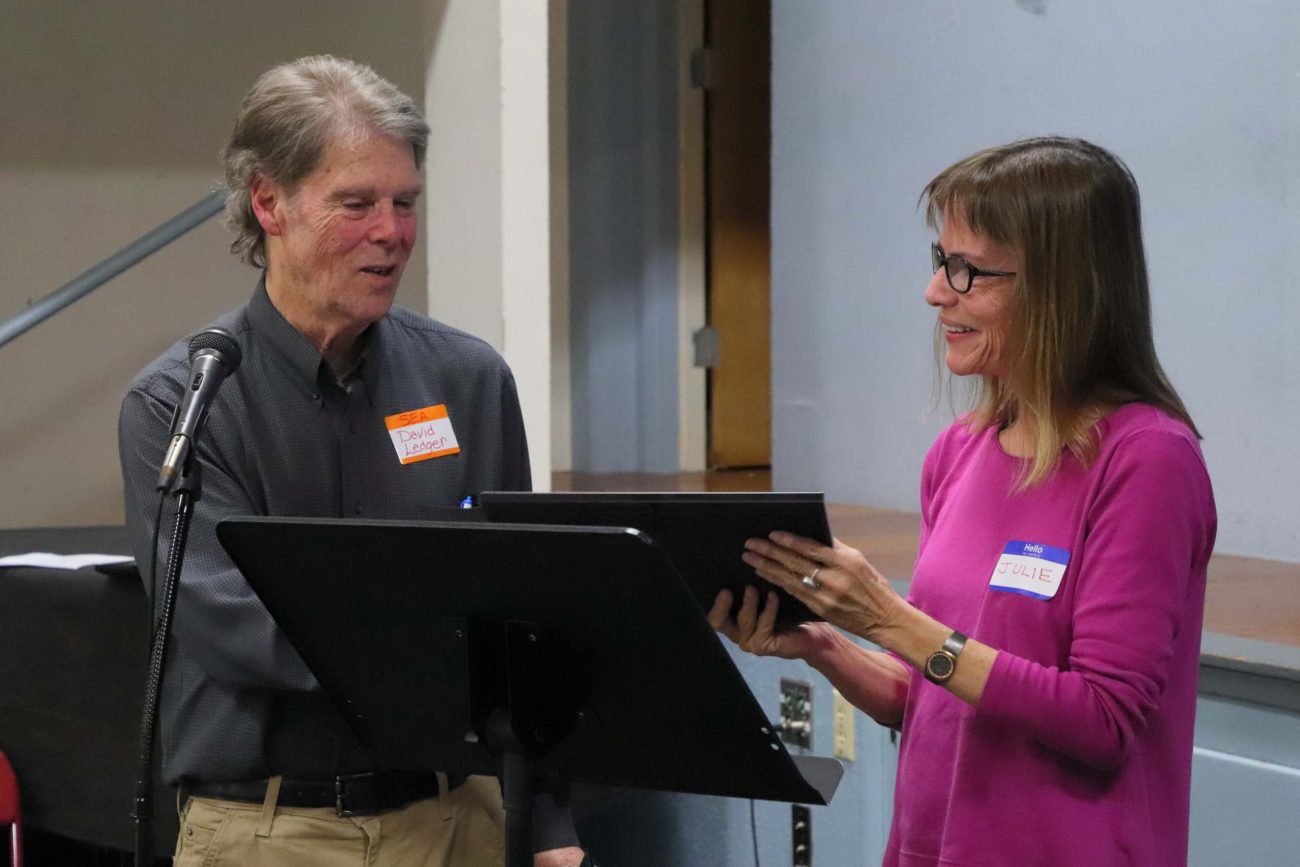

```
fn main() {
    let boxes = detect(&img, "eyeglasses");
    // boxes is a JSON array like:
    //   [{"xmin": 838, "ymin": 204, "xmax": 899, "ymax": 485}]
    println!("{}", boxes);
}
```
[{"xmin": 930, "ymin": 243, "xmax": 1016, "ymax": 294}]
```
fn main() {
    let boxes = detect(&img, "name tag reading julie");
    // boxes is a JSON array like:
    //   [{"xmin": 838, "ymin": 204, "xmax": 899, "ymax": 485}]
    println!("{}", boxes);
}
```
[
  {"xmin": 989, "ymin": 540, "xmax": 1069, "ymax": 600},
  {"xmin": 385, "ymin": 404, "xmax": 461, "ymax": 465}
]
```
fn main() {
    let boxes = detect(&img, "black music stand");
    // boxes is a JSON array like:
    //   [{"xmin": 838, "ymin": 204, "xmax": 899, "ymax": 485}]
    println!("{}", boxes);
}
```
[{"xmin": 217, "ymin": 517, "xmax": 843, "ymax": 867}]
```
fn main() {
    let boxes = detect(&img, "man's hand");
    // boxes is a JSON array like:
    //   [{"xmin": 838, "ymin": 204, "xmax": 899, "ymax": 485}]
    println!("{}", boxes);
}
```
[{"xmin": 535, "ymin": 845, "xmax": 587, "ymax": 867}]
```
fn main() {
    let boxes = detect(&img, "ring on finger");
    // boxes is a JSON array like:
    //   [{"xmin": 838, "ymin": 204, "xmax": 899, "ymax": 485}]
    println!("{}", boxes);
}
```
[{"xmin": 801, "ymin": 565, "xmax": 822, "ymax": 590}]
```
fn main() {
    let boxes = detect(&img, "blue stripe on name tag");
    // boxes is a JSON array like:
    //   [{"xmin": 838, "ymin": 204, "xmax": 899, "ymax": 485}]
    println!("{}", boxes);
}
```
[{"xmin": 1001, "ymin": 540, "xmax": 1070, "ymax": 566}]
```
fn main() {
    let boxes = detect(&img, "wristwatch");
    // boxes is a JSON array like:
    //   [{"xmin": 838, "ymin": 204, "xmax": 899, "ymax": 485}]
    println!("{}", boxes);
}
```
[{"xmin": 923, "ymin": 630, "xmax": 968, "ymax": 685}]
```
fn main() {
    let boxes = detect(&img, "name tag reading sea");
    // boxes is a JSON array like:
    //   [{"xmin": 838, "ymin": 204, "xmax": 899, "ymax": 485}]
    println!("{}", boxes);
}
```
[
  {"xmin": 988, "ymin": 540, "xmax": 1070, "ymax": 600},
  {"xmin": 385, "ymin": 404, "xmax": 461, "ymax": 465}
]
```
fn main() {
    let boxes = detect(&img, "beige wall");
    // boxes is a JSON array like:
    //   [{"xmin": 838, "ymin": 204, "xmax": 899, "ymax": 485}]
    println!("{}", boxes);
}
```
[{"xmin": 0, "ymin": 0, "xmax": 427, "ymax": 527}]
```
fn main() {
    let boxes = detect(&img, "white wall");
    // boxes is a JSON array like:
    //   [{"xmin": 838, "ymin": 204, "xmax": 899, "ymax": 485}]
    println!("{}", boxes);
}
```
[
  {"xmin": 771, "ymin": 0, "xmax": 1300, "ymax": 561},
  {"xmin": 423, "ymin": 0, "xmax": 504, "ymax": 349},
  {"xmin": 0, "ymin": 0, "xmax": 425, "ymax": 527},
  {"xmin": 422, "ymin": 0, "xmax": 555, "ymax": 491}
]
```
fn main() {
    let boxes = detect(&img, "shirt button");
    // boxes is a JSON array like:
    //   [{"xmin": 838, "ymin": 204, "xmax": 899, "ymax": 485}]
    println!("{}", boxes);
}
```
[{"xmin": 354, "ymin": 502, "xmax": 363, "ymax": 515}]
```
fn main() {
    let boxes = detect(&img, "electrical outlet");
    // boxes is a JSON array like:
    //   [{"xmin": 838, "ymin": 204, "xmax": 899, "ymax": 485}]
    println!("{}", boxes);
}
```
[
  {"xmin": 779, "ymin": 678, "xmax": 812, "ymax": 750},
  {"xmin": 792, "ymin": 804, "xmax": 812, "ymax": 866},
  {"xmin": 832, "ymin": 688, "xmax": 855, "ymax": 761}
]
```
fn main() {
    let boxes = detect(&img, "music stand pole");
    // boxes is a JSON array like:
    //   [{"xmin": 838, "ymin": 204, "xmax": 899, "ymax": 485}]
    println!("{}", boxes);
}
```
[{"xmin": 486, "ymin": 709, "xmax": 535, "ymax": 867}]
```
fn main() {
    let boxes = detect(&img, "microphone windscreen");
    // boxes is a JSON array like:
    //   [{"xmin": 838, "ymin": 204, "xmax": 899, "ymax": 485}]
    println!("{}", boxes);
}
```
[{"xmin": 188, "ymin": 326, "xmax": 243, "ymax": 371}]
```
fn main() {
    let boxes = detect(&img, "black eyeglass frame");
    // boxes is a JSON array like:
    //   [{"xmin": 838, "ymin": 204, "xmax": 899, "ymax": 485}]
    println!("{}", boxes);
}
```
[{"xmin": 930, "ymin": 243, "xmax": 1016, "ymax": 294}]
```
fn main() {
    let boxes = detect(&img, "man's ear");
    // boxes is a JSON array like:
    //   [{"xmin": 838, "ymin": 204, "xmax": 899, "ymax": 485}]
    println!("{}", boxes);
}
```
[{"xmin": 249, "ymin": 174, "xmax": 285, "ymax": 237}]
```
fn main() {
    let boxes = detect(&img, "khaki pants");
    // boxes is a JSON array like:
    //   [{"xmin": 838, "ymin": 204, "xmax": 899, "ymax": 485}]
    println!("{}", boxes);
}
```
[{"xmin": 174, "ymin": 774, "xmax": 506, "ymax": 867}]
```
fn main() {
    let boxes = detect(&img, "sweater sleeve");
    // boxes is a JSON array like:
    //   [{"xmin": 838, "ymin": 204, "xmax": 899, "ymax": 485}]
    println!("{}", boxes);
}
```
[{"xmin": 975, "ymin": 428, "xmax": 1215, "ymax": 769}]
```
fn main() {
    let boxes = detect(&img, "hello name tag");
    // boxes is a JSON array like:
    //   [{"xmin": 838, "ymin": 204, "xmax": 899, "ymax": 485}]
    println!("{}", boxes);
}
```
[
  {"xmin": 988, "ymin": 540, "xmax": 1070, "ymax": 600},
  {"xmin": 385, "ymin": 404, "xmax": 461, "ymax": 465}
]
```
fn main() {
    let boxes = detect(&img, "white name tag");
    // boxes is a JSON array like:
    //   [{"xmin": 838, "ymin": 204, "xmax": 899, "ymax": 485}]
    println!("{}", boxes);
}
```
[
  {"xmin": 385, "ymin": 404, "xmax": 461, "ymax": 465},
  {"xmin": 988, "ymin": 540, "xmax": 1070, "ymax": 600}
]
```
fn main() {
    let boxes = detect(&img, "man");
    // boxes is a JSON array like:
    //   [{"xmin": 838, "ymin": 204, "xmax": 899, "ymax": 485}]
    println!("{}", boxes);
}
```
[{"xmin": 119, "ymin": 55, "xmax": 584, "ymax": 867}]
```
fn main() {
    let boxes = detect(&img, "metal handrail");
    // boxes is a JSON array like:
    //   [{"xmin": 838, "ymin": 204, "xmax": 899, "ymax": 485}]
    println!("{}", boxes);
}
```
[{"xmin": 0, "ymin": 190, "xmax": 228, "ymax": 350}]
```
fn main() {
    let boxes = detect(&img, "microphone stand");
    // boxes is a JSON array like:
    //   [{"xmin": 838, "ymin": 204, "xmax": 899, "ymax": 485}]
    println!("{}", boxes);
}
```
[{"xmin": 132, "ymin": 460, "xmax": 202, "ymax": 867}]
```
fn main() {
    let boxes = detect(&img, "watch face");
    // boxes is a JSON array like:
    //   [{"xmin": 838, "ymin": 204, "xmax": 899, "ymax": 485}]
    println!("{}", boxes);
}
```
[{"xmin": 926, "ymin": 651, "xmax": 955, "ymax": 681}]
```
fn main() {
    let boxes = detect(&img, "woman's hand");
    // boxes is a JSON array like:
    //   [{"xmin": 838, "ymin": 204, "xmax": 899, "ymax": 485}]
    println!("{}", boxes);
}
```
[
  {"xmin": 709, "ymin": 544, "xmax": 916, "ymax": 726},
  {"xmin": 707, "ymin": 584, "xmax": 836, "ymax": 662},
  {"xmin": 742, "ymin": 532, "xmax": 905, "ymax": 646}
]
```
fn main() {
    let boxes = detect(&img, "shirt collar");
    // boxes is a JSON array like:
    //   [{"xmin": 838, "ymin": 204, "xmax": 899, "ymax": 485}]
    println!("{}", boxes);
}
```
[{"xmin": 246, "ymin": 276, "xmax": 387, "ymax": 405}]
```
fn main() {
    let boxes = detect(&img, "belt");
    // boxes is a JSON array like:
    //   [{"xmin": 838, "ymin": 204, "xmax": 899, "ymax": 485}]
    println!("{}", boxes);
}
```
[{"xmin": 182, "ymin": 770, "xmax": 462, "ymax": 817}]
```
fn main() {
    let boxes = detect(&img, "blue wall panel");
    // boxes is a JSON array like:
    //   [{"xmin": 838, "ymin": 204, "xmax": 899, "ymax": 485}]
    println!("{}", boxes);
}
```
[{"xmin": 568, "ymin": 0, "xmax": 681, "ymax": 473}]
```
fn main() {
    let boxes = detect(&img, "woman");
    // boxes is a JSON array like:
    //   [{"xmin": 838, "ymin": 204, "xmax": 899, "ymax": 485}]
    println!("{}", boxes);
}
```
[{"xmin": 710, "ymin": 137, "xmax": 1215, "ymax": 866}]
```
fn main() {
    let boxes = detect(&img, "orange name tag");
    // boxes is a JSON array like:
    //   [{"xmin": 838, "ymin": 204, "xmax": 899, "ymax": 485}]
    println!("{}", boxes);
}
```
[{"xmin": 384, "ymin": 404, "xmax": 461, "ymax": 465}]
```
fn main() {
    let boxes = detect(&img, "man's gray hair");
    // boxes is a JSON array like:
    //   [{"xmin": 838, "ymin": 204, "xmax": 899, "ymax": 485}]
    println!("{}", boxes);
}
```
[{"xmin": 221, "ymin": 55, "xmax": 430, "ymax": 267}]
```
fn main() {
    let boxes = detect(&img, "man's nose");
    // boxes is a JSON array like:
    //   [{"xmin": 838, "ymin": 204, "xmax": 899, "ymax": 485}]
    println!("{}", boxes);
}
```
[{"xmin": 368, "ymin": 201, "xmax": 402, "ymax": 244}]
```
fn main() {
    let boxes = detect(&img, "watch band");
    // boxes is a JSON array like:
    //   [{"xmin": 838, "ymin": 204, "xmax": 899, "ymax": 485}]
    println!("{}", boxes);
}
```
[{"xmin": 923, "ymin": 630, "xmax": 968, "ymax": 684}]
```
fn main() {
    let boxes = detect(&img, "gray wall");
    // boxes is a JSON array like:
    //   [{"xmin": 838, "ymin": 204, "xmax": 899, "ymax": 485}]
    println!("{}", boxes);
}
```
[
  {"xmin": 567, "ymin": 0, "xmax": 681, "ymax": 473},
  {"xmin": 0, "ymin": 0, "xmax": 427, "ymax": 528},
  {"xmin": 771, "ymin": 0, "xmax": 1300, "ymax": 562}
]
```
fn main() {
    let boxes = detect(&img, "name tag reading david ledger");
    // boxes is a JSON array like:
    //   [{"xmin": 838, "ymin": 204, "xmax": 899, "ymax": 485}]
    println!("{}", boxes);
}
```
[
  {"xmin": 988, "ymin": 540, "xmax": 1070, "ymax": 600},
  {"xmin": 385, "ymin": 404, "xmax": 461, "ymax": 465}
]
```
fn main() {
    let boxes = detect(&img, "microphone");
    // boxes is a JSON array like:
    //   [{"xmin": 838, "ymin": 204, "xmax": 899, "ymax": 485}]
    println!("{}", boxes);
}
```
[{"xmin": 155, "ymin": 327, "xmax": 243, "ymax": 491}]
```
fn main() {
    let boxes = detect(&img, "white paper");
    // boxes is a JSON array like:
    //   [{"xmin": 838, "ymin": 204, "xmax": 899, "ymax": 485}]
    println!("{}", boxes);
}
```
[{"xmin": 0, "ymin": 552, "xmax": 135, "ymax": 570}]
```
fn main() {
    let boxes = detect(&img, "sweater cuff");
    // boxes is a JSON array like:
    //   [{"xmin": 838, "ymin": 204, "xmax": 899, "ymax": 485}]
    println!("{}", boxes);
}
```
[{"xmin": 533, "ymin": 792, "xmax": 580, "ymax": 853}]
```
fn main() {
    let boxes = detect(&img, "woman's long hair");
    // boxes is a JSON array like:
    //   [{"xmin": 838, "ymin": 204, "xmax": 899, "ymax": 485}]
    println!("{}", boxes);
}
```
[{"xmin": 923, "ymin": 136, "xmax": 1196, "ymax": 487}]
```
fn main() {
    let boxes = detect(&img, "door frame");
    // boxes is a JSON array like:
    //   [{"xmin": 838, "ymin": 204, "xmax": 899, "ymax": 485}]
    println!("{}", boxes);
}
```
[{"xmin": 676, "ymin": 0, "xmax": 708, "ymax": 472}]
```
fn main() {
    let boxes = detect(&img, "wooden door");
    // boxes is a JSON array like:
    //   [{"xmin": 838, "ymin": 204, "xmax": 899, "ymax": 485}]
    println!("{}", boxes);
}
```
[{"xmin": 706, "ymin": 0, "xmax": 771, "ymax": 468}]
